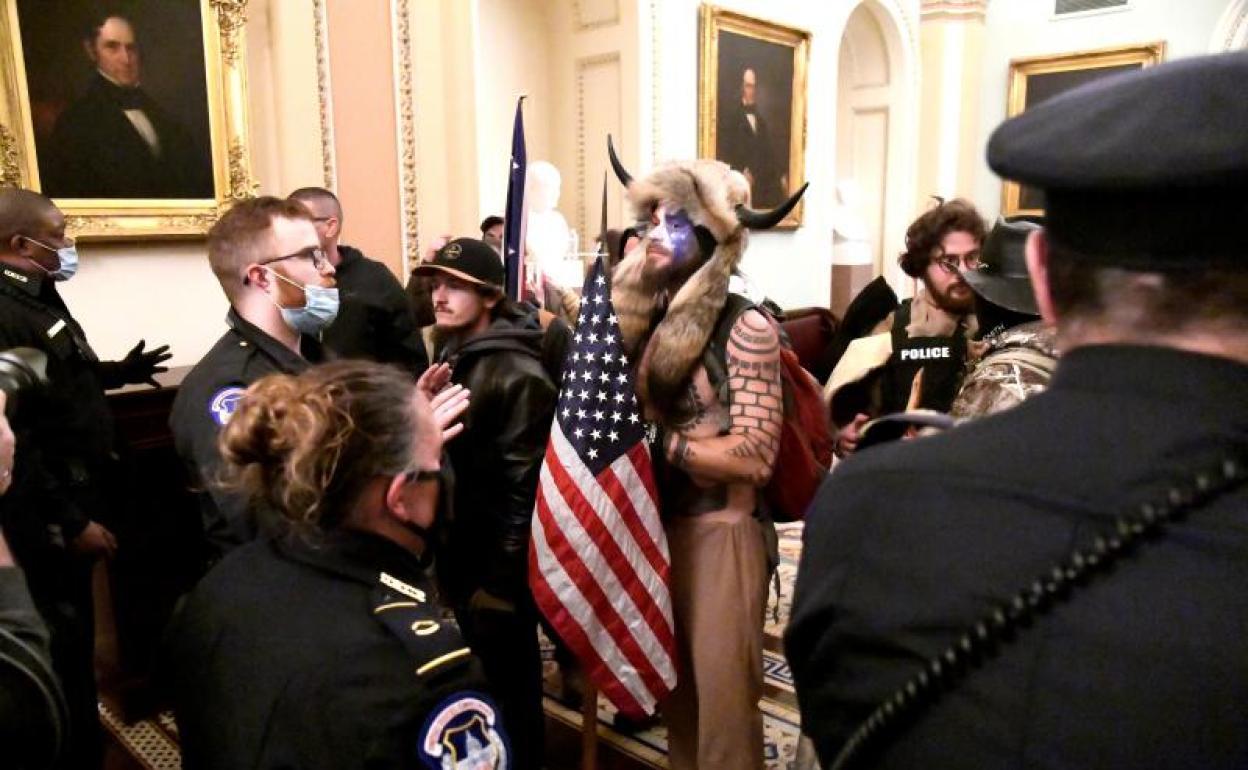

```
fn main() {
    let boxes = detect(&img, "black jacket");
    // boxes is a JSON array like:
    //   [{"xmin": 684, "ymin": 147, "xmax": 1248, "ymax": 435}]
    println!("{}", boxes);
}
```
[
  {"xmin": 0, "ymin": 567, "xmax": 67, "ymax": 770},
  {"xmin": 41, "ymin": 73, "xmax": 212, "ymax": 199},
  {"xmin": 162, "ymin": 529, "xmax": 504, "ymax": 770},
  {"xmin": 787, "ymin": 345, "xmax": 1248, "ymax": 769},
  {"xmin": 437, "ymin": 311, "xmax": 559, "ymax": 605},
  {"xmin": 323, "ymin": 245, "xmax": 428, "ymax": 377},
  {"xmin": 170, "ymin": 310, "xmax": 323, "ymax": 562},
  {"xmin": 0, "ymin": 264, "xmax": 122, "ymax": 568}
]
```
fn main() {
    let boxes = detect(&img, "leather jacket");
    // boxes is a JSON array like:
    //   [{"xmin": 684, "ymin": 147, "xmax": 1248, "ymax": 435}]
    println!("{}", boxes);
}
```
[{"xmin": 436, "ymin": 310, "xmax": 560, "ymax": 605}]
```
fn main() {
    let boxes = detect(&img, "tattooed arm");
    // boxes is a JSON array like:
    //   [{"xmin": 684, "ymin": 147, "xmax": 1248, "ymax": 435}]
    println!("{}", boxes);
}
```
[{"xmin": 664, "ymin": 309, "xmax": 783, "ymax": 486}]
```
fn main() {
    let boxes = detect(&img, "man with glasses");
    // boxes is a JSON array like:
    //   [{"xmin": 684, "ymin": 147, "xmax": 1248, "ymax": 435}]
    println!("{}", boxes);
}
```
[
  {"xmin": 0, "ymin": 188, "xmax": 170, "ymax": 768},
  {"xmin": 826, "ymin": 198, "xmax": 986, "ymax": 456},
  {"xmin": 288, "ymin": 187, "xmax": 428, "ymax": 376},
  {"xmin": 171, "ymin": 196, "xmax": 338, "ymax": 565}
]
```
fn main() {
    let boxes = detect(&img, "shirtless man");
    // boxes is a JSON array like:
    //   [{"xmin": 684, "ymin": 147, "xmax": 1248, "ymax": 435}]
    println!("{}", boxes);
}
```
[{"xmin": 607, "ymin": 142, "xmax": 806, "ymax": 770}]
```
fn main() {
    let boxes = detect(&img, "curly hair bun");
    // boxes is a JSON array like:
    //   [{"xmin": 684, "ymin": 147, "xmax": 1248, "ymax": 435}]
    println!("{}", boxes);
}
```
[{"xmin": 215, "ymin": 362, "xmax": 422, "ymax": 533}]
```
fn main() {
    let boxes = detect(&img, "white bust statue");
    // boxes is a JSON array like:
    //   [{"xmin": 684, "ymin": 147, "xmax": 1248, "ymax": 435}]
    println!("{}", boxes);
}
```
[{"xmin": 525, "ymin": 160, "xmax": 573, "ymax": 284}]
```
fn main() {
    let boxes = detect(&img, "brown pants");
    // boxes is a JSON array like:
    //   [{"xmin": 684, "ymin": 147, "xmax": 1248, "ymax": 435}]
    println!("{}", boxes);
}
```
[{"xmin": 663, "ymin": 510, "xmax": 769, "ymax": 770}]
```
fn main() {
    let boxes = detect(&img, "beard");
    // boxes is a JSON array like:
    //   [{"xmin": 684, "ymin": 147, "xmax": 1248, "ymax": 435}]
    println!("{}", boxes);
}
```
[
  {"xmin": 639, "ymin": 240, "xmax": 705, "ymax": 293},
  {"xmin": 925, "ymin": 276, "xmax": 975, "ymax": 315}
]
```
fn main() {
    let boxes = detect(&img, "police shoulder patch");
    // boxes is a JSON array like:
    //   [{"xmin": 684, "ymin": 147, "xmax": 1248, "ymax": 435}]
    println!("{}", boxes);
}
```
[
  {"xmin": 418, "ymin": 692, "xmax": 509, "ymax": 769},
  {"xmin": 209, "ymin": 386, "xmax": 246, "ymax": 427}
]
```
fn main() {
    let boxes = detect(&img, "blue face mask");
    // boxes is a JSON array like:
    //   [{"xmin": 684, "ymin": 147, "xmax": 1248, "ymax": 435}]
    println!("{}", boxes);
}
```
[
  {"xmin": 23, "ymin": 237, "xmax": 79, "ymax": 281},
  {"xmin": 267, "ymin": 269, "xmax": 340, "ymax": 336}
]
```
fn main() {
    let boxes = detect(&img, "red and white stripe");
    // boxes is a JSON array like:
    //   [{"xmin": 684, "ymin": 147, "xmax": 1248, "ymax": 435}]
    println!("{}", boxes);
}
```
[{"xmin": 529, "ymin": 421, "xmax": 676, "ymax": 717}]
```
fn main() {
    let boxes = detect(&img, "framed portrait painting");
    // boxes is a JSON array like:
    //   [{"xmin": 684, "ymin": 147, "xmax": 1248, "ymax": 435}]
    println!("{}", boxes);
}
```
[
  {"xmin": 698, "ymin": 5, "xmax": 810, "ymax": 229},
  {"xmin": 1003, "ymin": 42, "xmax": 1165, "ymax": 217},
  {"xmin": 0, "ymin": 0, "xmax": 254, "ymax": 240}
]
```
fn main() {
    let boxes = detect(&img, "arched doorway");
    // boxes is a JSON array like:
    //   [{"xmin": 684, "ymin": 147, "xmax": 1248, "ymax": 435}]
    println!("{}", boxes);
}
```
[{"xmin": 832, "ymin": 1, "xmax": 911, "ymax": 316}]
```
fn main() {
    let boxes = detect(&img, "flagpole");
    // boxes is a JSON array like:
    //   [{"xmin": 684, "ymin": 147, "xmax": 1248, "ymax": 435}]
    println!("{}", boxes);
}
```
[
  {"xmin": 577, "ymin": 171, "xmax": 613, "ymax": 770},
  {"xmin": 580, "ymin": 681, "xmax": 598, "ymax": 770}
]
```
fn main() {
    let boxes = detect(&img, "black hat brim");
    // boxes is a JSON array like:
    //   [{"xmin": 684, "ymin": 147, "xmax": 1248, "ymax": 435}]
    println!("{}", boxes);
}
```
[{"xmin": 961, "ymin": 269, "xmax": 1038, "ymax": 316}]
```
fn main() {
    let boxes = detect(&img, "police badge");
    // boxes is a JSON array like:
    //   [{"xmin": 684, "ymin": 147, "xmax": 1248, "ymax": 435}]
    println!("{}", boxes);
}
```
[{"xmin": 418, "ymin": 692, "xmax": 509, "ymax": 769}]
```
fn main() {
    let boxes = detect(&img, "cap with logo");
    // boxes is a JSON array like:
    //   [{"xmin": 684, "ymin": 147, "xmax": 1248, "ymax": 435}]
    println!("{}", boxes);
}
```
[
  {"xmin": 412, "ymin": 238, "xmax": 505, "ymax": 288},
  {"xmin": 987, "ymin": 50, "xmax": 1248, "ymax": 270}
]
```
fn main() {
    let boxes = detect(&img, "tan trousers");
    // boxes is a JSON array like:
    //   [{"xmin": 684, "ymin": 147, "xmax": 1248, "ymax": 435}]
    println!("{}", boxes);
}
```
[{"xmin": 663, "ymin": 510, "xmax": 769, "ymax": 770}]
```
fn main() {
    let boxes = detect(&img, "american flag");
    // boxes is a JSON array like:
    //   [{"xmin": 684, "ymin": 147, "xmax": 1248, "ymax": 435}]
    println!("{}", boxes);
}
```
[{"xmin": 529, "ymin": 256, "xmax": 677, "ymax": 718}]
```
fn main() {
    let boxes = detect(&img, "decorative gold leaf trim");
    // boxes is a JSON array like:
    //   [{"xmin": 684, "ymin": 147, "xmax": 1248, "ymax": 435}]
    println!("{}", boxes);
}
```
[
  {"xmin": 391, "ymin": 0, "xmax": 419, "ymax": 269},
  {"xmin": 313, "ymin": 0, "xmax": 337, "ymax": 190},
  {"xmin": 0, "ymin": 123, "xmax": 19, "ymax": 187},
  {"xmin": 210, "ymin": 0, "xmax": 248, "ymax": 66}
]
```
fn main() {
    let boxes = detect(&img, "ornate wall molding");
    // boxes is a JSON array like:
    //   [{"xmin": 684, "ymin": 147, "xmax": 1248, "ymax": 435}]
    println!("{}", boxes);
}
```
[
  {"xmin": 575, "ymin": 53, "xmax": 621, "ymax": 239},
  {"xmin": 313, "ymin": 0, "xmax": 337, "ymax": 190},
  {"xmin": 1211, "ymin": 0, "xmax": 1248, "ymax": 51},
  {"xmin": 919, "ymin": 0, "xmax": 987, "ymax": 22},
  {"xmin": 573, "ymin": 0, "xmax": 620, "ymax": 31},
  {"xmin": 390, "ymin": 0, "xmax": 419, "ymax": 271},
  {"xmin": 650, "ymin": 0, "xmax": 660, "ymax": 164}
]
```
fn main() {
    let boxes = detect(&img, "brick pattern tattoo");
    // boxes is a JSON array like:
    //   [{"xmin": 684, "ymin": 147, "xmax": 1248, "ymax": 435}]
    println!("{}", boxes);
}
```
[{"xmin": 726, "ymin": 312, "xmax": 783, "ymax": 483}]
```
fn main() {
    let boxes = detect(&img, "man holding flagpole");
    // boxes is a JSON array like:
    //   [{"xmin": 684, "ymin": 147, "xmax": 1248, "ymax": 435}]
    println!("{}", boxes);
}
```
[{"xmin": 604, "ymin": 140, "xmax": 806, "ymax": 769}]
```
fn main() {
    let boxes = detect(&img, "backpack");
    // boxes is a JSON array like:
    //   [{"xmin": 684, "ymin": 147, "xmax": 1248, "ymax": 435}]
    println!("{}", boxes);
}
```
[{"xmin": 703, "ymin": 294, "xmax": 834, "ymax": 521}]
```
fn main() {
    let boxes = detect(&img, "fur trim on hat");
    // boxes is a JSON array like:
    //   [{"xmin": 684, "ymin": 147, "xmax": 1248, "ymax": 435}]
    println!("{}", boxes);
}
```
[{"xmin": 610, "ymin": 159, "xmax": 751, "ymax": 416}]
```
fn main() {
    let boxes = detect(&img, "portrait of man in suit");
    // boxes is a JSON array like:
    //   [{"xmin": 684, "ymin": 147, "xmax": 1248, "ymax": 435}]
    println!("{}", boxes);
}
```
[
  {"xmin": 24, "ymin": 6, "xmax": 215, "ymax": 200},
  {"xmin": 712, "ymin": 30, "xmax": 796, "ymax": 211}
]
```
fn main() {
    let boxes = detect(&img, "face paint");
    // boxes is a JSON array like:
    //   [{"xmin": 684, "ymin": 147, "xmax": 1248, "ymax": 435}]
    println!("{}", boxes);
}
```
[{"xmin": 647, "ymin": 207, "xmax": 698, "ymax": 265}]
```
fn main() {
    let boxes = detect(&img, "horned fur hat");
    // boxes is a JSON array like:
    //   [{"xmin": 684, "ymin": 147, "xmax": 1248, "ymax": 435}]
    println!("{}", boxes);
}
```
[{"xmin": 607, "ymin": 137, "xmax": 807, "ymax": 415}]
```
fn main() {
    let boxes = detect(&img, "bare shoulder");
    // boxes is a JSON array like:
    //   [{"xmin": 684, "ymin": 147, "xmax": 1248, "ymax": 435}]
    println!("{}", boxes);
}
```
[{"xmin": 727, "ymin": 308, "xmax": 780, "ymax": 363}]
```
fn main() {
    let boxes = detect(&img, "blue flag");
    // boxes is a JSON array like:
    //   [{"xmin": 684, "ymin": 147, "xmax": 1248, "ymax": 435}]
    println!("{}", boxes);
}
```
[{"xmin": 503, "ymin": 96, "xmax": 528, "ymax": 301}]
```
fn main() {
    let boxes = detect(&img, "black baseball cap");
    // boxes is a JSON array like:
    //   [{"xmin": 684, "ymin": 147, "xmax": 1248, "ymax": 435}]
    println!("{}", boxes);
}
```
[
  {"xmin": 412, "ymin": 238, "xmax": 505, "ymax": 289},
  {"xmin": 987, "ymin": 51, "xmax": 1248, "ymax": 269}
]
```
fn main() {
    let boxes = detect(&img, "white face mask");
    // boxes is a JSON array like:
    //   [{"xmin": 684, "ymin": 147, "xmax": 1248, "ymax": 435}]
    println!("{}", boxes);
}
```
[{"xmin": 22, "ymin": 236, "xmax": 78, "ymax": 281}]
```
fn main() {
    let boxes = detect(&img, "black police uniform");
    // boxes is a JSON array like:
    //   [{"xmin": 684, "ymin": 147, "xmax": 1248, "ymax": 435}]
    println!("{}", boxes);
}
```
[
  {"xmin": 787, "ymin": 51, "xmax": 1248, "ymax": 770},
  {"xmin": 163, "ymin": 529, "xmax": 509, "ymax": 770},
  {"xmin": 323, "ymin": 245, "xmax": 428, "ymax": 377},
  {"xmin": 0, "ymin": 263, "xmax": 129, "ymax": 769},
  {"xmin": 170, "ymin": 309, "xmax": 324, "ymax": 562}
]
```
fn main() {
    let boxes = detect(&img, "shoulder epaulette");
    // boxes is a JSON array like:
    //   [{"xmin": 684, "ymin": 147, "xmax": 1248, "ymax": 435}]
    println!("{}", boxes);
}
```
[{"xmin": 371, "ymin": 572, "xmax": 472, "ymax": 678}]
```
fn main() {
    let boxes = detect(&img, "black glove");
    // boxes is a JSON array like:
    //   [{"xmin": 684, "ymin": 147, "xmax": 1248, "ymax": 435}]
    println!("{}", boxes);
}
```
[{"xmin": 119, "ymin": 340, "xmax": 172, "ymax": 388}]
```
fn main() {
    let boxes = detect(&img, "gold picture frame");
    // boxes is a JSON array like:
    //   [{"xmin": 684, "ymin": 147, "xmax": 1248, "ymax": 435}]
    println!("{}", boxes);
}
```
[
  {"xmin": 698, "ymin": 5, "xmax": 810, "ymax": 229},
  {"xmin": 0, "ymin": 0, "xmax": 255, "ymax": 241},
  {"xmin": 1003, "ymin": 41, "xmax": 1165, "ymax": 217}
]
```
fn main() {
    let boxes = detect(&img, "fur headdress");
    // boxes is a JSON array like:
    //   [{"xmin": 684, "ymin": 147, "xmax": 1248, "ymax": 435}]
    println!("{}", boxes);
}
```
[{"xmin": 607, "ymin": 138, "xmax": 807, "ymax": 415}]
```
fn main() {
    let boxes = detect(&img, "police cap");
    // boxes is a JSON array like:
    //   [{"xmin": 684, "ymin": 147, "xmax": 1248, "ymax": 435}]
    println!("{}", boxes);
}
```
[{"xmin": 987, "ymin": 51, "xmax": 1248, "ymax": 270}]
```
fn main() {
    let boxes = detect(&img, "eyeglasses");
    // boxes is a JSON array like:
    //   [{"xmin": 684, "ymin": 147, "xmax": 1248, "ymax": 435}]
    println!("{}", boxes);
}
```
[
  {"xmin": 259, "ymin": 247, "xmax": 330, "ymax": 271},
  {"xmin": 402, "ymin": 466, "xmax": 443, "ymax": 484},
  {"xmin": 933, "ymin": 251, "xmax": 984, "ymax": 274}
]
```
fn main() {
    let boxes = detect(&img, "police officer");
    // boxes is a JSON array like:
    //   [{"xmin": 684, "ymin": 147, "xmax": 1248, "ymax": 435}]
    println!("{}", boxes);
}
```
[
  {"xmin": 162, "ymin": 361, "xmax": 498, "ymax": 769},
  {"xmin": 0, "ymin": 188, "xmax": 170, "ymax": 769},
  {"xmin": 288, "ymin": 187, "xmax": 429, "ymax": 377},
  {"xmin": 171, "ymin": 197, "xmax": 337, "ymax": 563},
  {"xmin": 787, "ymin": 51, "xmax": 1248, "ymax": 769}
]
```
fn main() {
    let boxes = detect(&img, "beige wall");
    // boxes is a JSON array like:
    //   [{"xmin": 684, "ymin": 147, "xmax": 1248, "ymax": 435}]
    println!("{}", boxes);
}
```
[{"xmin": 325, "ymin": 0, "xmax": 403, "ymax": 274}]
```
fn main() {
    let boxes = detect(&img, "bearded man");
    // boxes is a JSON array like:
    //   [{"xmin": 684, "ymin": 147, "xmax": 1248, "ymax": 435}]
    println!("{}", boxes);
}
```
[
  {"xmin": 826, "ymin": 198, "xmax": 986, "ymax": 455},
  {"xmin": 608, "ymin": 140, "xmax": 806, "ymax": 770}
]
